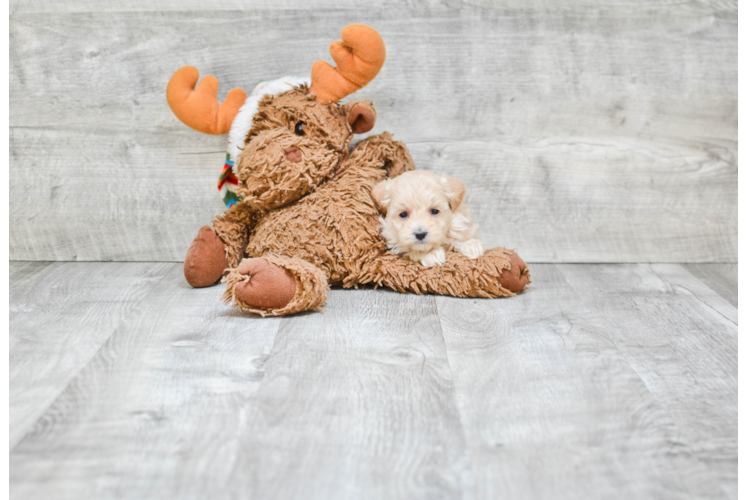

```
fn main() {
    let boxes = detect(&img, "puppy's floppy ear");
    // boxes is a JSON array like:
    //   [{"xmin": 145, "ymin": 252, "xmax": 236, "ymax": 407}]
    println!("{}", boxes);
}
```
[
  {"xmin": 345, "ymin": 100, "xmax": 376, "ymax": 134},
  {"xmin": 440, "ymin": 176, "xmax": 466, "ymax": 210},
  {"xmin": 371, "ymin": 179, "xmax": 390, "ymax": 213}
]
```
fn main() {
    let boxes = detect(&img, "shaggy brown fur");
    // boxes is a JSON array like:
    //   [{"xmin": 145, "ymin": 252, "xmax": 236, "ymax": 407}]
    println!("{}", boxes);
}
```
[{"xmin": 184, "ymin": 86, "xmax": 530, "ymax": 315}]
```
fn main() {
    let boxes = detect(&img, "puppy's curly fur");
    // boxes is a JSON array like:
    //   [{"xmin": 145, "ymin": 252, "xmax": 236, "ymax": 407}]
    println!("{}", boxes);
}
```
[{"xmin": 371, "ymin": 170, "xmax": 486, "ymax": 267}]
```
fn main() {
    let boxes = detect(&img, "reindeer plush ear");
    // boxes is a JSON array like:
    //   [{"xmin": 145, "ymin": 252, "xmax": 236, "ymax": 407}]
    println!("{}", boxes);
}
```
[
  {"xmin": 371, "ymin": 179, "xmax": 390, "ymax": 213},
  {"xmin": 345, "ymin": 100, "xmax": 377, "ymax": 134},
  {"xmin": 440, "ymin": 176, "xmax": 466, "ymax": 210}
]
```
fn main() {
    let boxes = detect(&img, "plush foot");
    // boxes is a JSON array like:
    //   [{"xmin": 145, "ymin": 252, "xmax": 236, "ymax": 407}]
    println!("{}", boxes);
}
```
[
  {"xmin": 184, "ymin": 226, "xmax": 228, "ymax": 288},
  {"xmin": 224, "ymin": 256, "xmax": 329, "ymax": 316},
  {"xmin": 498, "ymin": 251, "xmax": 530, "ymax": 292},
  {"xmin": 233, "ymin": 258, "xmax": 297, "ymax": 310}
]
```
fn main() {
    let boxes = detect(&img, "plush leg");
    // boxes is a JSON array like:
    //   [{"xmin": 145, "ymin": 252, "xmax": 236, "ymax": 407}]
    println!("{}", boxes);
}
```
[
  {"xmin": 357, "ymin": 247, "xmax": 530, "ymax": 298},
  {"xmin": 348, "ymin": 131, "xmax": 415, "ymax": 178},
  {"xmin": 223, "ymin": 255, "xmax": 330, "ymax": 316},
  {"xmin": 184, "ymin": 226, "xmax": 228, "ymax": 288}
]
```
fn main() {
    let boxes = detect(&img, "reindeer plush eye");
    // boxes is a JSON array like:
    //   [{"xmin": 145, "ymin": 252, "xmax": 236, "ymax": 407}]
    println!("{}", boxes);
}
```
[
  {"xmin": 430, "ymin": 209, "xmax": 440, "ymax": 215},
  {"xmin": 399, "ymin": 212, "xmax": 408, "ymax": 219},
  {"xmin": 294, "ymin": 121, "xmax": 306, "ymax": 136}
]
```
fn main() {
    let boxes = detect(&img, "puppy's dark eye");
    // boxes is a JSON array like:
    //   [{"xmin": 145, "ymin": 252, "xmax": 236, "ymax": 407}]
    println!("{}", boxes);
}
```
[
  {"xmin": 294, "ymin": 121, "xmax": 306, "ymax": 136},
  {"xmin": 430, "ymin": 209, "xmax": 440, "ymax": 215},
  {"xmin": 399, "ymin": 212, "xmax": 408, "ymax": 219}
]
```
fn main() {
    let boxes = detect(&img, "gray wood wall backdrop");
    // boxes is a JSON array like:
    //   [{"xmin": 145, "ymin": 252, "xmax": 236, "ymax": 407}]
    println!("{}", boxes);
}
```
[{"xmin": 9, "ymin": 0, "xmax": 737, "ymax": 263}]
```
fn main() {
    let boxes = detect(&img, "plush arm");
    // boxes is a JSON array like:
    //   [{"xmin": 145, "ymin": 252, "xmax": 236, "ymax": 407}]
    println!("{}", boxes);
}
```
[
  {"xmin": 349, "ymin": 132, "xmax": 416, "ymax": 178},
  {"xmin": 357, "ymin": 247, "xmax": 530, "ymax": 297},
  {"xmin": 212, "ymin": 202, "xmax": 262, "ymax": 268}
]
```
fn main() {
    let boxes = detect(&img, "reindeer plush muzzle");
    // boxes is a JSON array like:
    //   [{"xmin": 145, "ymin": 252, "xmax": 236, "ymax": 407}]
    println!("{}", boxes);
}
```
[{"xmin": 234, "ymin": 128, "xmax": 340, "ymax": 210}]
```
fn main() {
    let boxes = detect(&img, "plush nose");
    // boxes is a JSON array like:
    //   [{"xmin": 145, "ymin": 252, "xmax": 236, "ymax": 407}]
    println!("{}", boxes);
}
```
[
  {"xmin": 284, "ymin": 147, "xmax": 302, "ymax": 163},
  {"xmin": 414, "ymin": 230, "xmax": 427, "ymax": 241}
]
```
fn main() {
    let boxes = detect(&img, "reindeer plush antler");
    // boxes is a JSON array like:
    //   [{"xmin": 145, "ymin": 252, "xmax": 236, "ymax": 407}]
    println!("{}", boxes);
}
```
[
  {"xmin": 309, "ymin": 24, "xmax": 386, "ymax": 103},
  {"xmin": 166, "ymin": 66, "xmax": 247, "ymax": 135},
  {"xmin": 166, "ymin": 24, "xmax": 384, "ymax": 135}
]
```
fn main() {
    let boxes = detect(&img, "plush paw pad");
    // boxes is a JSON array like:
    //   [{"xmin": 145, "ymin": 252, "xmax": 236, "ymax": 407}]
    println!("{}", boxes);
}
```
[
  {"xmin": 184, "ymin": 226, "xmax": 228, "ymax": 288},
  {"xmin": 498, "ymin": 252, "xmax": 530, "ymax": 292},
  {"xmin": 234, "ymin": 258, "xmax": 297, "ymax": 309}
]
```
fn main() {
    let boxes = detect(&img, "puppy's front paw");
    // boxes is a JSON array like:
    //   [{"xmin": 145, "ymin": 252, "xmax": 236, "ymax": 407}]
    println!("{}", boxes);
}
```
[
  {"xmin": 420, "ymin": 247, "xmax": 446, "ymax": 267},
  {"xmin": 459, "ymin": 239, "xmax": 486, "ymax": 259}
]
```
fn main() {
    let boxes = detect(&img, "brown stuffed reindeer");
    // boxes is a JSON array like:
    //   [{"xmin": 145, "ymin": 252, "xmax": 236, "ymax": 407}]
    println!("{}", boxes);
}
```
[{"xmin": 167, "ymin": 24, "xmax": 529, "ymax": 316}]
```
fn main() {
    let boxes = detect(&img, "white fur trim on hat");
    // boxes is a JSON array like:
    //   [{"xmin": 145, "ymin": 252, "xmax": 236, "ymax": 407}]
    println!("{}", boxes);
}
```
[{"xmin": 227, "ymin": 76, "xmax": 310, "ymax": 166}]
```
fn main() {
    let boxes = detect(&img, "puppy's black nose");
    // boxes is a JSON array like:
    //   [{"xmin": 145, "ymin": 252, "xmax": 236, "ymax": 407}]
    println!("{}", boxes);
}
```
[{"xmin": 414, "ymin": 230, "xmax": 427, "ymax": 241}]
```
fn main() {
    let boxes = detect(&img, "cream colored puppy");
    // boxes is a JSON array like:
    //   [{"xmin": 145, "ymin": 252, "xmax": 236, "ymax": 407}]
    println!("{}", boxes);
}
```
[{"xmin": 371, "ymin": 170, "xmax": 486, "ymax": 267}]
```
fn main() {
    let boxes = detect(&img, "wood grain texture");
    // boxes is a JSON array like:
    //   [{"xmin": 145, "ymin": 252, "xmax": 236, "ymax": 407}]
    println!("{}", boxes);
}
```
[
  {"xmin": 557, "ymin": 264, "xmax": 737, "ymax": 499},
  {"xmin": 9, "ymin": 0, "xmax": 739, "ymax": 13},
  {"xmin": 732, "ymin": 3, "xmax": 748, "ymax": 276},
  {"xmin": 227, "ymin": 288, "xmax": 470, "ymax": 499},
  {"xmin": 10, "ymin": 4, "xmax": 737, "ymax": 262},
  {"xmin": 11, "ymin": 264, "xmax": 284, "ymax": 499},
  {"xmin": 10, "ymin": 127, "xmax": 227, "ymax": 261},
  {"xmin": 738, "ymin": 348, "xmax": 748, "ymax": 498},
  {"xmin": 436, "ymin": 263, "xmax": 737, "ymax": 499},
  {"xmin": 436, "ymin": 265, "xmax": 690, "ymax": 499},
  {"xmin": 9, "ymin": 261, "xmax": 173, "ymax": 450},
  {"xmin": 738, "ymin": 344, "xmax": 748, "ymax": 414},
  {"xmin": 409, "ymin": 138, "xmax": 736, "ymax": 262},
  {"xmin": 9, "ymin": 263, "xmax": 737, "ymax": 499},
  {"xmin": 684, "ymin": 263, "xmax": 737, "ymax": 307},
  {"xmin": 738, "ymin": 416, "xmax": 748, "ymax": 498},
  {"xmin": 651, "ymin": 263, "xmax": 737, "ymax": 325},
  {"xmin": 10, "ymin": 274, "xmax": 469, "ymax": 499}
]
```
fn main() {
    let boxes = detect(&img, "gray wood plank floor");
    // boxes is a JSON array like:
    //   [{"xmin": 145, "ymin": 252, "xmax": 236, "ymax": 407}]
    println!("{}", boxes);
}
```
[
  {"xmin": 10, "ymin": 262, "xmax": 737, "ymax": 499},
  {"xmin": 9, "ymin": 262, "xmax": 173, "ymax": 449},
  {"xmin": 684, "ymin": 264, "xmax": 738, "ymax": 308}
]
